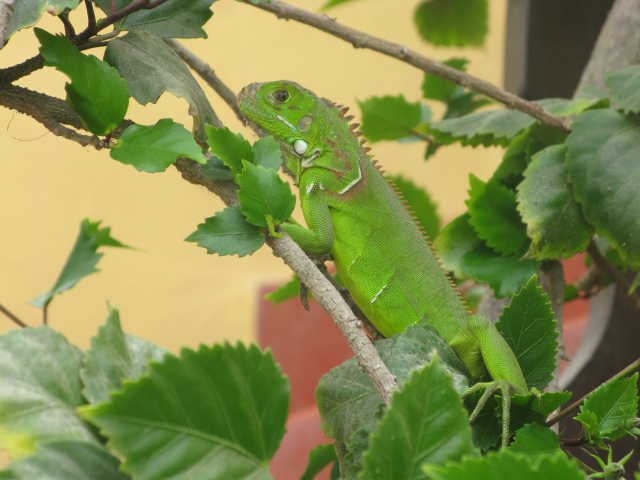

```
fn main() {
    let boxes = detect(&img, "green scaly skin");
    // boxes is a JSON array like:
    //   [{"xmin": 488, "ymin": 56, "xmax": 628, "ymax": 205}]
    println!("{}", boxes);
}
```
[{"xmin": 238, "ymin": 81, "xmax": 537, "ymax": 446}]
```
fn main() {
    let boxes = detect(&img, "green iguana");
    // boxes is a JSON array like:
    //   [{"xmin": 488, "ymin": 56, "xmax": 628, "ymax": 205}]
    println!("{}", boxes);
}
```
[{"xmin": 238, "ymin": 80, "xmax": 539, "ymax": 446}]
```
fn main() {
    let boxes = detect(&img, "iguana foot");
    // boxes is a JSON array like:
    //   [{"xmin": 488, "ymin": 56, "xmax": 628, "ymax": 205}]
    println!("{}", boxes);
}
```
[{"xmin": 462, "ymin": 381, "xmax": 542, "ymax": 447}]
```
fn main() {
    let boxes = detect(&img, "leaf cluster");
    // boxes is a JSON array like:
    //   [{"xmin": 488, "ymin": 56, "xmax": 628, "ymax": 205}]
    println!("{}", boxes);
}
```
[{"xmin": 0, "ymin": 308, "xmax": 289, "ymax": 479}]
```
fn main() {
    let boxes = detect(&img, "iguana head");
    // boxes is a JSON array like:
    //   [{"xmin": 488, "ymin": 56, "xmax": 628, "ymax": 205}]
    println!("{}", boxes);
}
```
[{"xmin": 238, "ymin": 80, "xmax": 347, "ymax": 185}]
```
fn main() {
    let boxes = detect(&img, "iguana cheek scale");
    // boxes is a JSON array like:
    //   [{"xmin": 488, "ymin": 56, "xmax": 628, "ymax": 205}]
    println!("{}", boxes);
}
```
[{"xmin": 238, "ymin": 80, "xmax": 536, "ymax": 446}]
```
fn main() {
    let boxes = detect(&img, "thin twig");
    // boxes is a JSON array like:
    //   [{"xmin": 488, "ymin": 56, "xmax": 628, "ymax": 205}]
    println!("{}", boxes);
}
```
[
  {"xmin": 575, "ymin": 265, "xmax": 604, "ymax": 298},
  {"xmin": 0, "ymin": 303, "xmax": 26, "ymax": 328},
  {"xmin": 587, "ymin": 241, "xmax": 640, "ymax": 311},
  {"xmin": 164, "ymin": 39, "xmax": 244, "ymax": 122},
  {"xmin": 546, "ymin": 356, "xmax": 640, "ymax": 427},
  {"xmin": 0, "ymin": 55, "xmax": 45, "ymax": 83},
  {"xmin": 58, "ymin": 12, "xmax": 75, "ymax": 38},
  {"xmin": 84, "ymin": 0, "xmax": 96, "ymax": 36},
  {"xmin": 244, "ymin": 0, "xmax": 571, "ymax": 133}
]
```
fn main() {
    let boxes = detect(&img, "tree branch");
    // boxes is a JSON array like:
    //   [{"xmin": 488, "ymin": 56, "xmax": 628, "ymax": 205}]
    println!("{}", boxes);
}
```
[
  {"xmin": 164, "ymin": 39, "xmax": 244, "ymax": 123},
  {"xmin": 0, "ymin": 303, "xmax": 26, "ymax": 328},
  {"xmin": 0, "ymin": 82, "xmax": 399, "ymax": 407},
  {"xmin": 243, "ymin": 0, "xmax": 571, "ymax": 133},
  {"xmin": 546, "ymin": 356, "xmax": 640, "ymax": 427}
]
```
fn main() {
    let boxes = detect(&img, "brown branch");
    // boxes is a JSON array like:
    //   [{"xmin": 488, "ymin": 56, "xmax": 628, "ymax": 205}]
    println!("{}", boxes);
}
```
[
  {"xmin": 0, "ymin": 303, "xmax": 26, "ymax": 328},
  {"xmin": 164, "ymin": 39, "xmax": 244, "ymax": 123},
  {"xmin": 540, "ymin": 261, "xmax": 568, "ymax": 369},
  {"xmin": 0, "ymin": 76, "xmax": 400, "ymax": 407},
  {"xmin": 75, "ymin": 0, "xmax": 171, "ymax": 43},
  {"xmin": 0, "ymin": 55, "xmax": 45, "ymax": 83},
  {"xmin": 58, "ymin": 12, "xmax": 75, "ymax": 38},
  {"xmin": 243, "ymin": 0, "xmax": 571, "ymax": 133},
  {"xmin": 546, "ymin": 356, "xmax": 640, "ymax": 427},
  {"xmin": 587, "ymin": 241, "xmax": 640, "ymax": 311}
]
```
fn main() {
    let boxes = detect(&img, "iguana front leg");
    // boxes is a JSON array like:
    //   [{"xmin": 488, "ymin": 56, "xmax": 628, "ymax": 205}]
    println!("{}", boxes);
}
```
[{"xmin": 280, "ymin": 175, "xmax": 334, "ymax": 256}]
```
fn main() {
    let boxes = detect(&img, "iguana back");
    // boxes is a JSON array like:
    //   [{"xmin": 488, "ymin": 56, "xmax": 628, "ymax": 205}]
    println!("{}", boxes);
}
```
[{"xmin": 238, "ymin": 80, "xmax": 468, "ymax": 341}]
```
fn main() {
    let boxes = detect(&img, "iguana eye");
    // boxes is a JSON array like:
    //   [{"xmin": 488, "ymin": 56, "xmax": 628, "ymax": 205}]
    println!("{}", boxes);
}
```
[{"xmin": 272, "ymin": 90, "xmax": 290, "ymax": 103}]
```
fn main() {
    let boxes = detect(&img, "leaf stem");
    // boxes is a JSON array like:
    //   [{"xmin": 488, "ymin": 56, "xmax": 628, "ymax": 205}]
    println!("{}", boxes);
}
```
[
  {"xmin": 546, "ymin": 356, "xmax": 640, "ymax": 427},
  {"xmin": 0, "ymin": 303, "xmax": 26, "ymax": 328}
]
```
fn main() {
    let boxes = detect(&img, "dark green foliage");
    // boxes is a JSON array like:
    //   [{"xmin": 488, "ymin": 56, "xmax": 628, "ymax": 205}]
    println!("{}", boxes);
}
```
[
  {"xmin": 206, "ymin": 126, "xmax": 254, "ymax": 178},
  {"xmin": 605, "ymin": 64, "xmax": 640, "ymax": 114},
  {"xmin": 496, "ymin": 276, "xmax": 557, "ymax": 391},
  {"xmin": 36, "ymin": 29, "xmax": 129, "ymax": 136},
  {"xmin": 414, "ymin": 0, "xmax": 488, "ymax": 47},
  {"xmin": 575, "ymin": 373, "xmax": 639, "ymax": 444},
  {"xmin": 110, "ymin": 119, "xmax": 205, "ymax": 172},
  {"xmin": 518, "ymin": 145, "xmax": 594, "ymax": 259},
  {"xmin": 105, "ymin": 31, "xmax": 217, "ymax": 142},
  {"xmin": 360, "ymin": 357, "xmax": 477, "ymax": 480},
  {"xmin": 300, "ymin": 444, "xmax": 338, "ymax": 480},
  {"xmin": 422, "ymin": 58, "xmax": 470, "ymax": 102},
  {"xmin": 508, "ymin": 424, "xmax": 561, "ymax": 467},
  {"xmin": 358, "ymin": 95, "xmax": 423, "ymax": 142},
  {"xmin": 93, "ymin": 0, "xmax": 217, "ymax": 38},
  {"xmin": 185, "ymin": 206, "xmax": 266, "ymax": 257},
  {"xmin": 82, "ymin": 343, "xmax": 289, "ymax": 479},
  {"xmin": 566, "ymin": 109, "xmax": 640, "ymax": 267},
  {"xmin": 30, "ymin": 219, "xmax": 130, "ymax": 310},
  {"xmin": 237, "ymin": 161, "xmax": 296, "ymax": 228}
]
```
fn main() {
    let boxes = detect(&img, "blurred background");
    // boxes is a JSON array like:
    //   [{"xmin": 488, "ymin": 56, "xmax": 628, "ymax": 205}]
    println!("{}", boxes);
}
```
[{"xmin": 0, "ymin": 0, "xmax": 513, "ymax": 349}]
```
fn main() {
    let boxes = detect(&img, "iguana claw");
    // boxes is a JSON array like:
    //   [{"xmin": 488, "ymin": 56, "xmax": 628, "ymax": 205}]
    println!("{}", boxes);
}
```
[{"xmin": 462, "ymin": 381, "xmax": 542, "ymax": 448}]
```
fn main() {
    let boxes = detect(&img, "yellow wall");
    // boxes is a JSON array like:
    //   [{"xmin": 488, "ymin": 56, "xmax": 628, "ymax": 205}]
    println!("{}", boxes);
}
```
[{"xmin": 0, "ymin": 0, "xmax": 507, "ymax": 352}]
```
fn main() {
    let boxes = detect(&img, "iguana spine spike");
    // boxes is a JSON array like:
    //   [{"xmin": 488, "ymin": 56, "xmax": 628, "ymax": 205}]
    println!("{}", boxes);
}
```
[
  {"xmin": 339, "ymin": 106, "xmax": 349, "ymax": 116},
  {"xmin": 349, "ymin": 123, "xmax": 361, "ymax": 131},
  {"xmin": 354, "ymin": 131, "xmax": 364, "ymax": 137},
  {"xmin": 359, "ymin": 138, "xmax": 367, "ymax": 145},
  {"xmin": 362, "ymin": 146, "xmax": 372, "ymax": 153},
  {"xmin": 344, "ymin": 115, "xmax": 355, "ymax": 122}
]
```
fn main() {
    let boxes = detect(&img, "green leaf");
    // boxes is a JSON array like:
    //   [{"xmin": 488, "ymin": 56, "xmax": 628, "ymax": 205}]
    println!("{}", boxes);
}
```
[
  {"xmin": 429, "ymin": 108, "xmax": 537, "ymax": 148},
  {"xmin": 517, "ymin": 144, "xmax": 594, "ymax": 260},
  {"xmin": 467, "ymin": 179, "xmax": 529, "ymax": 256},
  {"xmin": 358, "ymin": 95, "xmax": 423, "ymax": 142},
  {"xmin": 104, "ymin": 31, "xmax": 217, "ymax": 143},
  {"xmin": 252, "ymin": 136, "xmax": 283, "ymax": 171},
  {"xmin": 414, "ymin": 0, "xmax": 488, "ymax": 47},
  {"xmin": 462, "ymin": 244, "xmax": 540, "ymax": 298},
  {"xmin": 111, "ymin": 119, "xmax": 205, "ymax": 173},
  {"xmin": 575, "ymin": 373, "xmax": 639, "ymax": 443},
  {"xmin": 433, "ymin": 213, "xmax": 481, "ymax": 279},
  {"xmin": 361, "ymin": 357, "xmax": 477, "ymax": 480},
  {"xmin": 36, "ymin": 29, "xmax": 128, "ymax": 136},
  {"xmin": 206, "ymin": 126, "xmax": 254, "ymax": 178},
  {"xmin": 316, "ymin": 324, "xmax": 471, "ymax": 448},
  {"xmin": 0, "ymin": 327, "xmax": 95, "ymax": 460},
  {"xmin": 265, "ymin": 274, "xmax": 300, "ymax": 304},
  {"xmin": 421, "ymin": 58, "xmax": 469, "ymax": 102},
  {"xmin": 81, "ymin": 305, "xmax": 169, "ymax": 404},
  {"xmin": 5, "ymin": 0, "xmax": 81, "ymax": 39},
  {"xmin": 444, "ymin": 92, "xmax": 493, "ymax": 119},
  {"xmin": 237, "ymin": 161, "xmax": 296, "ymax": 227},
  {"xmin": 507, "ymin": 391, "xmax": 572, "ymax": 434},
  {"xmin": 319, "ymin": 0, "xmax": 359, "ymax": 9},
  {"xmin": 341, "ymin": 426, "xmax": 375, "ymax": 480},
  {"xmin": 82, "ymin": 343, "xmax": 288, "ymax": 480},
  {"xmin": 605, "ymin": 65, "xmax": 640, "ymax": 114},
  {"xmin": 300, "ymin": 444, "xmax": 337, "ymax": 480},
  {"xmin": 566, "ymin": 109, "xmax": 640, "ymax": 266},
  {"xmin": 391, "ymin": 175, "xmax": 441, "ymax": 238},
  {"xmin": 496, "ymin": 275, "xmax": 557, "ymax": 390},
  {"xmin": 185, "ymin": 206, "xmax": 266, "ymax": 257},
  {"xmin": 30, "ymin": 219, "xmax": 130, "ymax": 310},
  {"xmin": 201, "ymin": 155, "xmax": 233, "ymax": 181},
  {"xmin": 508, "ymin": 424, "xmax": 560, "ymax": 467},
  {"xmin": 0, "ymin": 441, "xmax": 129, "ymax": 480},
  {"xmin": 424, "ymin": 449, "xmax": 585, "ymax": 480},
  {"xmin": 93, "ymin": 0, "xmax": 216, "ymax": 38}
]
